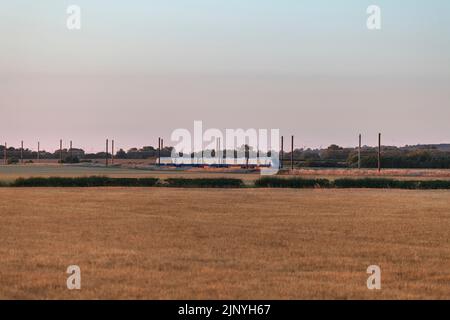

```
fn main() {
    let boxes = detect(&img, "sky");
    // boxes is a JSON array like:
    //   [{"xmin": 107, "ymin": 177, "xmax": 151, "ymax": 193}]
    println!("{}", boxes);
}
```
[{"xmin": 1, "ymin": 0, "xmax": 449, "ymax": 152}]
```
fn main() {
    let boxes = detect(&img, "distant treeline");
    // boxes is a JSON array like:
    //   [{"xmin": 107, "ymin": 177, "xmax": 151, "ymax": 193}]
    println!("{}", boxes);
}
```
[
  {"xmin": 0, "ymin": 145, "xmax": 174, "ymax": 162},
  {"xmin": 283, "ymin": 144, "xmax": 450, "ymax": 169},
  {"xmin": 2, "ymin": 143, "xmax": 450, "ymax": 169}
]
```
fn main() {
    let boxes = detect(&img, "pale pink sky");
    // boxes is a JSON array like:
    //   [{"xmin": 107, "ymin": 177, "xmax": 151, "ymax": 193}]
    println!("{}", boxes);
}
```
[
  {"xmin": 1, "ymin": 1, "xmax": 449, "ymax": 152},
  {"xmin": 2, "ymin": 73, "xmax": 449, "ymax": 152}
]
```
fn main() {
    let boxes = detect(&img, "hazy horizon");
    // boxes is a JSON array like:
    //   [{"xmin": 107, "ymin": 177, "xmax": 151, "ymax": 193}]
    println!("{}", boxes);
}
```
[{"xmin": 1, "ymin": 1, "xmax": 450, "ymax": 152}]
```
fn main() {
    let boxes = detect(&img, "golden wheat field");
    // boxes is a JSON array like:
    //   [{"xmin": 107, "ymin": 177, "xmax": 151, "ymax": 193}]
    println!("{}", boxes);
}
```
[{"xmin": 0, "ymin": 187, "xmax": 450, "ymax": 299}]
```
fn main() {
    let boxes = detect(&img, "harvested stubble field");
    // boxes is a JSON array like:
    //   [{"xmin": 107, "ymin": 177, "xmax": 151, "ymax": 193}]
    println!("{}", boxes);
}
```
[
  {"xmin": 285, "ymin": 168, "xmax": 450, "ymax": 181},
  {"xmin": 0, "ymin": 164, "xmax": 260, "ymax": 183},
  {"xmin": 0, "ymin": 188, "xmax": 449, "ymax": 299},
  {"xmin": 3, "ymin": 164, "xmax": 450, "ymax": 187}
]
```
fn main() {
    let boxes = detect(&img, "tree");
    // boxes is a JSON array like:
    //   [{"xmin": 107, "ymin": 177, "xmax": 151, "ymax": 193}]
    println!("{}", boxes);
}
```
[{"xmin": 116, "ymin": 149, "xmax": 127, "ymax": 159}]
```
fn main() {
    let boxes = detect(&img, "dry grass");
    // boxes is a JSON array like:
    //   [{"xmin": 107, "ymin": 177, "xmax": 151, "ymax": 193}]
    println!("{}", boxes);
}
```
[
  {"xmin": 0, "ymin": 164, "xmax": 260, "ymax": 183},
  {"xmin": 1, "ymin": 188, "xmax": 450, "ymax": 299},
  {"xmin": 287, "ymin": 168, "xmax": 450, "ymax": 180},
  {"xmin": 3, "ymin": 164, "xmax": 450, "ymax": 186}
]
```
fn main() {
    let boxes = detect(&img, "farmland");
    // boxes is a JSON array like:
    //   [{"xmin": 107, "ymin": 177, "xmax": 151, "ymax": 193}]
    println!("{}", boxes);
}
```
[
  {"xmin": 2, "ymin": 164, "xmax": 450, "ymax": 184},
  {"xmin": 0, "ymin": 187, "xmax": 449, "ymax": 299},
  {"xmin": 0, "ymin": 164, "xmax": 261, "ymax": 183}
]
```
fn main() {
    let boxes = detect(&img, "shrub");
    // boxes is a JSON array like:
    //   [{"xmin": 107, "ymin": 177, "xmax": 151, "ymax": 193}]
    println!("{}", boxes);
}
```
[
  {"xmin": 7, "ymin": 157, "xmax": 19, "ymax": 165},
  {"xmin": 61, "ymin": 156, "xmax": 80, "ymax": 164},
  {"xmin": 417, "ymin": 180, "xmax": 450, "ymax": 189},
  {"xmin": 255, "ymin": 177, "xmax": 331, "ymax": 188},
  {"xmin": 333, "ymin": 178, "xmax": 418, "ymax": 189},
  {"xmin": 165, "ymin": 178, "xmax": 243, "ymax": 188},
  {"xmin": 8, "ymin": 176, "xmax": 450, "ymax": 190},
  {"xmin": 12, "ymin": 176, "xmax": 159, "ymax": 187}
]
